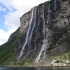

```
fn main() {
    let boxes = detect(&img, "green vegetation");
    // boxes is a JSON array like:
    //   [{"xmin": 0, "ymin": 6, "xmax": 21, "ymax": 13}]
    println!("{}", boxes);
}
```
[
  {"xmin": 8, "ymin": 59, "xmax": 33, "ymax": 67},
  {"xmin": 53, "ymin": 51, "xmax": 70, "ymax": 63},
  {"xmin": 0, "ymin": 31, "xmax": 25, "ymax": 66},
  {"xmin": 0, "ymin": 40, "xmax": 15, "ymax": 65},
  {"xmin": 44, "ymin": 0, "xmax": 54, "ymax": 4},
  {"xmin": 54, "ymin": 55, "xmax": 66, "ymax": 63},
  {"xmin": 34, "ymin": 0, "xmax": 54, "ymax": 8},
  {"xmin": 12, "ymin": 60, "xmax": 26, "ymax": 66}
]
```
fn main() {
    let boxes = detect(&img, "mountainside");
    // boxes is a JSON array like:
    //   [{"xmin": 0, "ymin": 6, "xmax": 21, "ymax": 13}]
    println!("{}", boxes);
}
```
[{"xmin": 0, "ymin": 0, "xmax": 70, "ymax": 66}]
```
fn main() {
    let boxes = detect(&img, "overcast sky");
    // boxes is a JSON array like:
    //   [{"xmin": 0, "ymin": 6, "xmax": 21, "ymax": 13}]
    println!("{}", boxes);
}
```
[{"xmin": 0, "ymin": 0, "xmax": 49, "ymax": 45}]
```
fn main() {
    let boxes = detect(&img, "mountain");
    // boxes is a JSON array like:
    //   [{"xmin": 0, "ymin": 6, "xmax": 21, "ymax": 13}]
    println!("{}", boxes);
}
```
[{"xmin": 0, "ymin": 0, "xmax": 70, "ymax": 66}]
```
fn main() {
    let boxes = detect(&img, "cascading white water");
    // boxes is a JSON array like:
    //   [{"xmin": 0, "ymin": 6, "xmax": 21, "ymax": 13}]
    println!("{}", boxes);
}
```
[
  {"xmin": 35, "ymin": 8, "xmax": 40, "ymax": 33},
  {"xmin": 23, "ymin": 51, "xmax": 31, "ymax": 59},
  {"xmin": 28, "ymin": 9, "xmax": 36, "ymax": 44},
  {"xmin": 18, "ymin": 8, "xmax": 34, "ymax": 60},
  {"xmin": 23, "ymin": 9, "xmax": 37, "ymax": 59},
  {"xmin": 35, "ymin": 4, "xmax": 52, "ymax": 63},
  {"xmin": 35, "ymin": 5, "xmax": 48, "ymax": 63},
  {"xmin": 47, "ymin": 4, "xmax": 51, "ymax": 24},
  {"xmin": 35, "ymin": 39, "xmax": 48, "ymax": 63},
  {"xmin": 43, "ymin": 5, "xmax": 46, "ymax": 38},
  {"xmin": 54, "ymin": 0, "xmax": 57, "ymax": 12}
]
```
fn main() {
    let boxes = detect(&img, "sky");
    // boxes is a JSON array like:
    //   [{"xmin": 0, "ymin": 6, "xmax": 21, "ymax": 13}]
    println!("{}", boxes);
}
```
[{"xmin": 0, "ymin": 0, "xmax": 49, "ymax": 45}]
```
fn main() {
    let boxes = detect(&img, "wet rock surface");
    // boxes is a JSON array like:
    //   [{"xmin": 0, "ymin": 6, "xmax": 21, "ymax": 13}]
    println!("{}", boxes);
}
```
[{"xmin": 7, "ymin": 0, "xmax": 70, "ymax": 65}]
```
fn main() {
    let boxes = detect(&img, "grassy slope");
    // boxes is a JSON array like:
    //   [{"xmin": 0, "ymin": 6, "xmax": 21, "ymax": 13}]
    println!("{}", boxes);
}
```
[
  {"xmin": 0, "ymin": 31, "xmax": 25, "ymax": 66},
  {"xmin": 1, "ymin": 0, "xmax": 70, "ymax": 66},
  {"xmin": 0, "ymin": 0, "xmax": 55, "ymax": 66},
  {"xmin": 0, "ymin": 40, "xmax": 16, "ymax": 65}
]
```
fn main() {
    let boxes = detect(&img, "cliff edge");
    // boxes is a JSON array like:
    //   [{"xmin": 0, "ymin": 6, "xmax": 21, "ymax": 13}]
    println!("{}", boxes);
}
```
[{"xmin": 0, "ymin": 0, "xmax": 70, "ymax": 66}]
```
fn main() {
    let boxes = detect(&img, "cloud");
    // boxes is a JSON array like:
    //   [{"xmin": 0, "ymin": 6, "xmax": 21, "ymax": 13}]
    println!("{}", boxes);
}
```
[
  {"xmin": 0, "ymin": 29, "xmax": 9, "ymax": 45},
  {"xmin": 0, "ymin": 27, "xmax": 17, "ymax": 45},
  {"xmin": 0, "ymin": 0, "xmax": 49, "ymax": 45},
  {"xmin": 4, "ymin": 11, "xmax": 20, "ymax": 29},
  {"xmin": 0, "ymin": 28, "xmax": 15, "ymax": 42},
  {"xmin": 0, "ymin": 41, "xmax": 5, "ymax": 45},
  {"xmin": 0, "ymin": 6, "xmax": 6, "ymax": 11}
]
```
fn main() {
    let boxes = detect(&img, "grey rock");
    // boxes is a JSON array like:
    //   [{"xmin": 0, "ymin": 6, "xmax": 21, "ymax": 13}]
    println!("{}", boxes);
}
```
[
  {"xmin": 7, "ymin": 0, "xmax": 70, "ymax": 63},
  {"xmin": 65, "ymin": 60, "xmax": 70, "ymax": 64},
  {"xmin": 8, "ymin": 27, "xmax": 20, "ymax": 41}
]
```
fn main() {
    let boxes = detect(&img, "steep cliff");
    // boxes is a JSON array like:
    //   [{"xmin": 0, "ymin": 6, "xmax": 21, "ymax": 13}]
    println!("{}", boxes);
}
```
[{"xmin": 0, "ymin": 0, "xmax": 70, "ymax": 66}]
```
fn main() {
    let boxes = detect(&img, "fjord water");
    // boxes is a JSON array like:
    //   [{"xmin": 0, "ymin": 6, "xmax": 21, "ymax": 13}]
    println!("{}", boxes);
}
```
[{"xmin": 0, "ymin": 67, "xmax": 70, "ymax": 70}]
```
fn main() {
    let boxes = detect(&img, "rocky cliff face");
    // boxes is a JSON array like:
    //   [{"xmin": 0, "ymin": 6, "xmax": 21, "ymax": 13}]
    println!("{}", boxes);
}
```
[
  {"xmin": 16, "ymin": 0, "xmax": 70, "ymax": 62},
  {"xmin": 1, "ymin": 0, "xmax": 70, "ymax": 65},
  {"xmin": 8, "ymin": 27, "xmax": 20, "ymax": 41}
]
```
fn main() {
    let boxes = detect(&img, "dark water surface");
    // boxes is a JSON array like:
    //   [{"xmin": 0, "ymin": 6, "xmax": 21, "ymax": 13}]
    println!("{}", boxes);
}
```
[{"xmin": 0, "ymin": 67, "xmax": 70, "ymax": 70}]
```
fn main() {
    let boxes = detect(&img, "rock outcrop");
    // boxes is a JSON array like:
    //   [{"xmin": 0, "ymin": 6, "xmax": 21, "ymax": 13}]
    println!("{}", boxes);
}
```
[
  {"xmin": 8, "ymin": 27, "xmax": 20, "ymax": 41},
  {"xmin": 1, "ymin": 0, "xmax": 70, "ymax": 65},
  {"xmin": 16, "ymin": 0, "xmax": 70, "ymax": 62}
]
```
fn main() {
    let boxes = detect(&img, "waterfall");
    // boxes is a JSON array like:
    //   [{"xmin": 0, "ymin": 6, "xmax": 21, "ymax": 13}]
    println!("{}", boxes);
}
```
[
  {"xmin": 35, "ymin": 8, "xmax": 40, "ymax": 33},
  {"xmin": 35, "ymin": 39, "xmax": 48, "ymax": 63},
  {"xmin": 35, "ymin": 4, "xmax": 52, "ymax": 63},
  {"xmin": 43, "ymin": 5, "xmax": 46, "ymax": 38},
  {"xmin": 54, "ymin": 0, "xmax": 57, "ymax": 13},
  {"xmin": 47, "ymin": 4, "xmax": 51, "ymax": 24},
  {"xmin": 35, "ymin": 5, "xmax": 48, "ymax": 63},
  {"xmin": 34, "ymin": 8, "xmax": 40, "ymax": 52},
  {"xmin": 28, "ymin": 9, "xmax": 37, "ymax": 45},
  {"xmin": 18, "ymin": 8, "xmax": 34, "ymax": 60}
]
